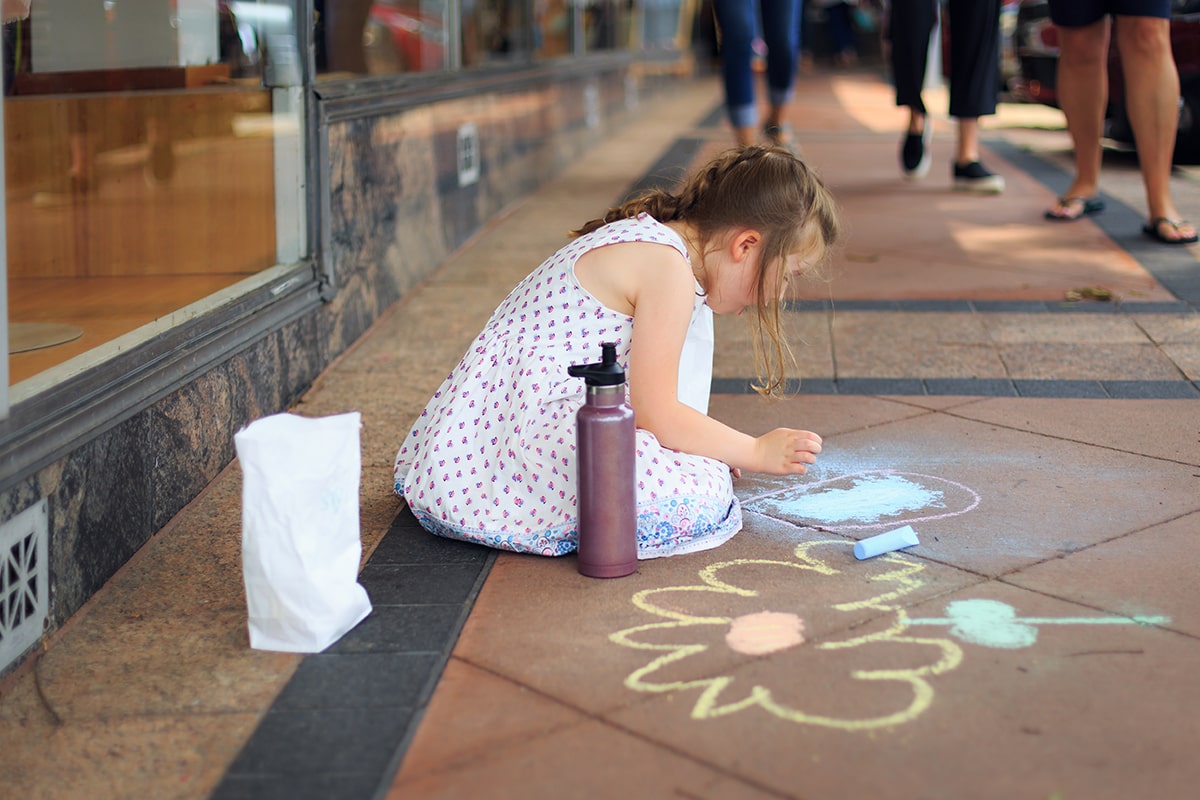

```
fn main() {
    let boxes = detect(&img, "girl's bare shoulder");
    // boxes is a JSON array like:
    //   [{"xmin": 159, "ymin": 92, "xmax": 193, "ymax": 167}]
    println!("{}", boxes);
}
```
[{"xmin": 575, "ymin": 239, "xmax": 692, "ymax": 316}]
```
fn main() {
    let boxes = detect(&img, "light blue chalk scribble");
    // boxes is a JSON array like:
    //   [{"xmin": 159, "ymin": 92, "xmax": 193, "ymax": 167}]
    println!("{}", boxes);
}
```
[{"xmin": 752, "ymin": 473, "xmax": 945, "ymax": 526}]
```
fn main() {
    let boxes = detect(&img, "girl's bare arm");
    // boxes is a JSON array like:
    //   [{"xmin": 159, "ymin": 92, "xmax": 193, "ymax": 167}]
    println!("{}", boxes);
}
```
[{"xmin": 625, "ymin": 252, "xmax": 821, "ymax": 475}]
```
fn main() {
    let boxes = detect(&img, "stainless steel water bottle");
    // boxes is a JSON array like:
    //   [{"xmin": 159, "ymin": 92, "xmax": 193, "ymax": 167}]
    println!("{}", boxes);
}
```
[{"xmin": 567, "ymin": 342, "xmax": 637, "ymax": 578}]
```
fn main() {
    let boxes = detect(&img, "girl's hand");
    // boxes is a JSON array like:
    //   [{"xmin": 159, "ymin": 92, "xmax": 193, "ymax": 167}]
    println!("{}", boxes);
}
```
[{"xmin": 752, "ymin": 428, "xmax": 823, "ymax": 475}]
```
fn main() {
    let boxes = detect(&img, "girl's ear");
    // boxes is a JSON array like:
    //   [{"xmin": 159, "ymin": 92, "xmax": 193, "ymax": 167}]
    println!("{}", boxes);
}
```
[{"xmin": 730, "ymin": 228, "xmax": 762, "ymax": 262}]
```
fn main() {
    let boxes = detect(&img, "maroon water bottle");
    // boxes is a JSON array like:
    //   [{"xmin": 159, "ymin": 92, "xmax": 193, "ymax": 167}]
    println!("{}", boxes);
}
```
[{"xmin": 567, "ymin": 342, "xmax": 637, "ymax": 578}]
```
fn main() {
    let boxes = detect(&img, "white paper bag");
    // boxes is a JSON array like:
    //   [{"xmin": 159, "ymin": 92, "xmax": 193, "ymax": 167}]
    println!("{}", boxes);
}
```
[{"xmin": 234, "ymin": 412, "xmax": 372, "ymax": 652}]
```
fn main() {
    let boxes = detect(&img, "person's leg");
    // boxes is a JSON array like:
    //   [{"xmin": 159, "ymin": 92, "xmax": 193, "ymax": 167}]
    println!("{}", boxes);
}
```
[
  {"xmin": 1114, "ymin": 14, "xmax": 1196, "ymax": 242},
  {"xmin": 759, "ymin": 0, "xmax": 800, "ymax": 140},
  {"xmin": 798, "ymin": 0, "xmax": 815, "ymax": 73},
  {"xmin": 1046, "ymin": 16, "xmax": 1110, "ymax": 218},
  {"xmin": 890, "ymin": 0, "xmax": 937, "ymax": 176},
  {"xmin": 956, "ymin": 117, "xmax": 981, "ymax": 165},
  {"xmin": 890, "ymin": 0, "xmax": 935, "ymax": 119},
  {"xmin": 827, "ymin": 2, "xmax": 857, "ymax": 66},
  {"xmin": 946, "ymin": 0, "xmax": 1000, "ymax": 121},
  {"xmin": 947, "ymin": 0, "xmax": 1004, "ymax": 192},
  {"xmin": 712, "ymin": 0, "xmax": 760, "ymax": 145}
]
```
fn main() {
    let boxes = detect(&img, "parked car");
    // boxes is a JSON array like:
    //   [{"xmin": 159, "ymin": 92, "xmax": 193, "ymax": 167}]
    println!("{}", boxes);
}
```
[{"xmin": 1012, "ymin": 0, "xmax": 1200, "ymax": 163}]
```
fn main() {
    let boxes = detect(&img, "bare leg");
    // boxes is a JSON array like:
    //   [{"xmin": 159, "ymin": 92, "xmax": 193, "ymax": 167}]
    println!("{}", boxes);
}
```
[
  {"xmin": 1115, "ymin": 15, "xmax": 1195, "ymax": 241},
  {"xmin": 764, "ymin": 103, "xmax": 785, "ymax": 130},
  {"xmin": 1047, "ymin": 19, "xmax": 1109, "ymax": 217},
  {"xmin": 763, "ymin": 103, "xmax": 797, "ymax": 150},
  {"xmin": 955, "ymin": 117, "xmax": 980, "ymax": 164},
  {"xmin": 908, "ymin": 109, "xmax": 926, "ymax": 135}
]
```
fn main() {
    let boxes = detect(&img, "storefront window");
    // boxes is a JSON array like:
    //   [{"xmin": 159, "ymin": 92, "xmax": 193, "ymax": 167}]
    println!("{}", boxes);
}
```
[
  {"xmin": 4, "ymin": 1, "xmax": 307, "ymax": 394},
  {"xmin": 315, "ymin": 0, "xmax": 582, "ymax": 74}
]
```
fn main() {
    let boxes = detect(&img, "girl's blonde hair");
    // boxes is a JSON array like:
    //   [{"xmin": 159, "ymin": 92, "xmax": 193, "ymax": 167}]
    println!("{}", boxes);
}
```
[{"xmin": 571, "ymin": 145, "xmax": 841, "ymax": 396}]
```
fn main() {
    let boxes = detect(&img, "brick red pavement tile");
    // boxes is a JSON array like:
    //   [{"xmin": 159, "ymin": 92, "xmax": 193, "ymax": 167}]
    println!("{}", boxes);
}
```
[
  {"xmin": 392, "ymin": 712, "xmax": 785, "ymax": 799},
  {"xmin": 707, "ymin": 393, "xmax": 938, "ymax": 441},
  {"xmin": 947, "ymin": 397, "xmax": 1200, "ymax": 466},
  {"xmin": 393, "ymin": 658, "xmax": 585, "ymax": 781}
]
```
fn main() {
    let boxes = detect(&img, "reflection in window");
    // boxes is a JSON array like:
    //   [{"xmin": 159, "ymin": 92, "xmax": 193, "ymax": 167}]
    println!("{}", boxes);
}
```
[
  {"xmin": 314, "ymin": 0, "xmax": 648, "ymax": 74},
  {"xmin": 532, "ymin": 0, "xmax": 569, "ymax": 58},
  {"xmin": 641, "ymin": 0, "xmax": 684, "ymax": 53},
  {"xmin": 364, "ymin": 1, "xmax": 448, "ymax": 72},
  {"xmin": 4, "ymin": 1, "xmax": 299, "ymax": 390},
  {"xmin": 318, "ymin": 0, "xmax": 449, "ymax": 75},
  {"xmin": 469, "ymin": 0, "xmax": 530, "ymax": 62},
  {"xmin": 316, "ymin": 0, "xmax": 577, "ymax": 74},
  {"xmin": 583, "ymin": 0, "xmax": 631, "ymax": 52}
]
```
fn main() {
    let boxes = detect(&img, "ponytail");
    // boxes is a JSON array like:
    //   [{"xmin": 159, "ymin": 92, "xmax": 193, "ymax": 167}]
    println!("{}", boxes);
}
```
[{"xmin": 571, "ymin": 189, "xmax": 687, "ymax": 237}]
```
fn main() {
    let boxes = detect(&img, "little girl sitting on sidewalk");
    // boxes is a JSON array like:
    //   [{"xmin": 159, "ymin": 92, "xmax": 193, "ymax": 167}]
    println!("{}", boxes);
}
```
[{"xmin": 394, "ymin": 145, "xmax": 841, "ymax": 559}]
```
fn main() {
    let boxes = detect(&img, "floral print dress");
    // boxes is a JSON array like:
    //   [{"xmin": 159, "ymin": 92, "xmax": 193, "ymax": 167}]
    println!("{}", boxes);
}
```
[{"xmin": 393, "ymin": 213, "xmax": 742, "ymax": 558}]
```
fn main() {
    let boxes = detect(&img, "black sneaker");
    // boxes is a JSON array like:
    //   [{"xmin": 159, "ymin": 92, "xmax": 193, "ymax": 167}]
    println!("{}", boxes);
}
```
[
  {"xmin": 952, "ymin": 161, "xmax": 1005, "ymax": 194},
  {"xmin": 901, "ymin": 124, "xmax": 932, "ymax": 180}
]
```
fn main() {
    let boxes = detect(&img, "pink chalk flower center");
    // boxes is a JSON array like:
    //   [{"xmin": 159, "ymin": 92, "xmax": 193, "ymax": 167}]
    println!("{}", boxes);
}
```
[{"xmin": 724, "ymin": 611, "xmax": 806, "ymax": 656}]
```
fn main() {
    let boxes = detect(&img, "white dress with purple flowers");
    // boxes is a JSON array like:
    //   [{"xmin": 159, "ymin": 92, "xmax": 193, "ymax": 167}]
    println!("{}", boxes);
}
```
[{"xmin": 393, "ymin": 214, "xmax": 742, "ymax": 558}]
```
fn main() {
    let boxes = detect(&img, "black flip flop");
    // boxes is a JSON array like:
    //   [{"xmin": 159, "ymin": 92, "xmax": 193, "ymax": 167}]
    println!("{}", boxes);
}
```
[
  {"xmin": 1142, "ymin": 217, "xmax": 1199, "ymax": 245},
  {"xmin": 1044, "ymin": 196, "xmax": 1105, "ymax": 221}
]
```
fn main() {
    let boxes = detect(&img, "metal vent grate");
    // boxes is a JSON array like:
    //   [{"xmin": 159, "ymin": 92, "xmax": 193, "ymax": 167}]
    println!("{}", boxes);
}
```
[{"xmin": 0, "ymin": 500, "xmax": 49, "ymax": 672}]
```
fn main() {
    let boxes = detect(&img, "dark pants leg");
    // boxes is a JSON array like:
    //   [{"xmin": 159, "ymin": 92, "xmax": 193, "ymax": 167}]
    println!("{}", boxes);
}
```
[
  {"xmin": 889, "ymin": 0, "xmax": 938, "ymax": 115},
  {"xmin": 946, "ymin": 0, "xmax": 1001, "ymax": 119}
]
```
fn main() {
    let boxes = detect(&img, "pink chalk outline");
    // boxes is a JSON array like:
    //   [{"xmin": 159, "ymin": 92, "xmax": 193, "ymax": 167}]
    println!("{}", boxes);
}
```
[{"xmin": 742, "ymin": 470, "xmax": 981, "ymax": 532}]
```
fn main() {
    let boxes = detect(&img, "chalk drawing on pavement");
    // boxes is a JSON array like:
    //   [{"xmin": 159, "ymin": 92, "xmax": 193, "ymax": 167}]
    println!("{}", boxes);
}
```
[
  {"xmin": 743, "ymin": 470, "xmax": 981, "ymax": 532},
  {"xmin": 904, "ymin": 598, "xmax": 1169, "ymax": 649},
  {"xmin": 609, "ymin": 540, "xmax": 965, "ymax": 732},
  {"xmin": 611, "ymin": 466, "xmax": 1169, "ymax": 730}
]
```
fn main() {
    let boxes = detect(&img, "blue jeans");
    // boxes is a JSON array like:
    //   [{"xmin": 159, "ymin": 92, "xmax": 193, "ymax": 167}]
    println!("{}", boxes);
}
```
[{"xmin": 712, "ymin": 0, "xmax": 801, "ymax": 129}]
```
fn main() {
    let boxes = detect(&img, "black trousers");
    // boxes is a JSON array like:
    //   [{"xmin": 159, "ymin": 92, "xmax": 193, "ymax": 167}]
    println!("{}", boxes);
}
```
[{"xmin": 889, "ymin": 0, "xmax": 1002, "ymax": 119}]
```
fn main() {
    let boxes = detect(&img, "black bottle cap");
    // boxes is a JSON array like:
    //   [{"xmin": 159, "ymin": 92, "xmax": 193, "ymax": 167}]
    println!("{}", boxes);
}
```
[{"xmin": 567, "ymin": 342, "xmax": 625, "ymax": 386}]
